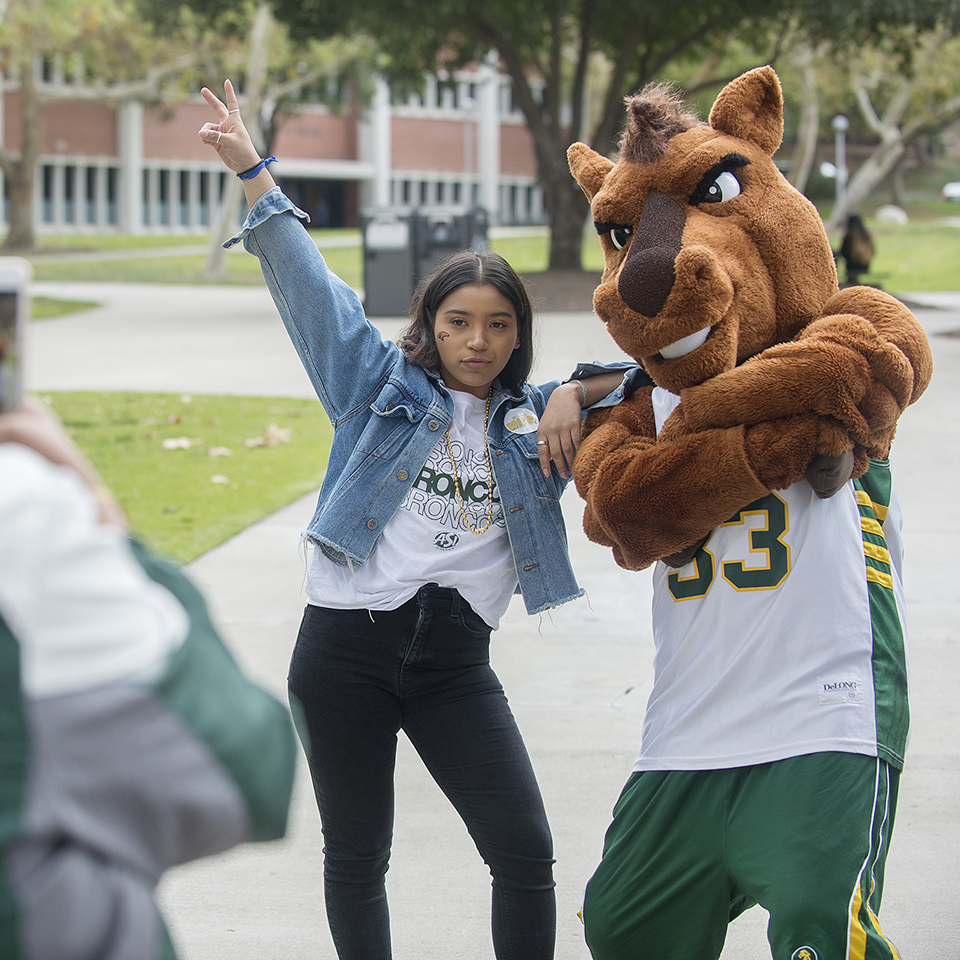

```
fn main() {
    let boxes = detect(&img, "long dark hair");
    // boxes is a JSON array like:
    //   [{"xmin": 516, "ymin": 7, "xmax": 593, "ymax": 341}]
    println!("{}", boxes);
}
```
[{"xmin": 397, "ymin": 250, "xmax": 534, "ymax": 394}]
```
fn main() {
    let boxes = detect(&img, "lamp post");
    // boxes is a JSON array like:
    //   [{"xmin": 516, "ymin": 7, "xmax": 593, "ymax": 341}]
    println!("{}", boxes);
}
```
[{"xmin": 832, "ymin": 114, "xmax": 849, "ymax": 209}]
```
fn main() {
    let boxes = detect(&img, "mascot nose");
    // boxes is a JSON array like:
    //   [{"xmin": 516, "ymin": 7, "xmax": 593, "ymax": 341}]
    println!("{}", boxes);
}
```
[{"xmin": 618, "ymin": 190, "xmax": 686, "ymax": 317}]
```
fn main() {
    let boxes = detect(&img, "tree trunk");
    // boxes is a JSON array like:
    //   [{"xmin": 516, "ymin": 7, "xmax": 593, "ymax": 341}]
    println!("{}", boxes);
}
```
[
  {"xmin": 1, "ymin": 169, "xmax": 36, "ymax": 251},
  {"xmin": 889, "ymin": 155, "xmax": 906, "ymax": 207},
  {"xmin": 827, "ymin": 137, "xmax": 905, "ymax": 231},
  {"xmin": 786, "ymin": 42, "xmax": 819, "ymax": 195},
  {"xmin": 205, "ymin": 2, "xmax": 271, "ymax": 280},
  {"xmin": 1, "ymin": 51, "xmax": 44, "ymax": 251},
  {"xmin": 525, "ymin": 114, "xmax": 590, "ymax": 271},
  {"xmin": 544, "ymin": 171, "xmax": 589, "ymax": 270},
  {"xmin": 483, "ymin": 10, "xmax": 607, "ymax": 272}
]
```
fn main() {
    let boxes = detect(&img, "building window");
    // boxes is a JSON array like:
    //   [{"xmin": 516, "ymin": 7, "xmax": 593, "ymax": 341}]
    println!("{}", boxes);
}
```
[
  {"xmin": 199, "ymin": 171, "xmax": 210, "ymax": 227},
  {"xmin": 142, "ymin": 169, "xmax": 150, "ymax": 226},
  {"xmin": 63, "ymin": 166, "xmax": 76, "ymax": 223},
  {"xmin": 42, "ymin": 165, "xmax": 55, "ymax": 224},
  {"xmin": 158, "ymin": 169, "xmax": 169, "ymax": 226},
  {"xmin": 180, "ymin": 170, "xmax": 190, "ymax": 226},
  {"xmin": 106, "ymin": 168, "xmax": 118, "ymax": 225},
  {"xmin": 85, "ymin": 167, "xmax": 97, "ymax": 224}
]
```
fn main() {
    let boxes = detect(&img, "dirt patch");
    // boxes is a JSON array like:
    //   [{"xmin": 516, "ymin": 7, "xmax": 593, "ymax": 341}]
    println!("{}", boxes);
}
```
[{"xmin": 520, "ymin": 270, "xmax": 602, "ymax": 313}]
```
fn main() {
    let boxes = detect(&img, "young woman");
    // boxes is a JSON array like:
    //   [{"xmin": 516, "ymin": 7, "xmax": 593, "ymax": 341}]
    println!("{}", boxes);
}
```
[{"xmin": 200, "ymin": 80, "xmax": 634, "ymax": 960}]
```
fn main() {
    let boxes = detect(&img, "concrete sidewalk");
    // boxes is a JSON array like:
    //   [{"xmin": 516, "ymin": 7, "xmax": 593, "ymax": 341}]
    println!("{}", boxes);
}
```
[{"xmin": 25, "ymin": 281, "xmax": 960, "ymax": 959}]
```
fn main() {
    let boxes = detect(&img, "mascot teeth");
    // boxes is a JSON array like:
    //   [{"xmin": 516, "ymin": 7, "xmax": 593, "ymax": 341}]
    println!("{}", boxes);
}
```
[{"xmin": 659, "ymin": 327, "xmax": 711, "ymax": 359}]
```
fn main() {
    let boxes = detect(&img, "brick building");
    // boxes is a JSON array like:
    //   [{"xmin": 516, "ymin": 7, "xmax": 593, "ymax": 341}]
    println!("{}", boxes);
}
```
[{"xmin": 1, "ymin": 60, "xmax": 544, "ymax": 236}]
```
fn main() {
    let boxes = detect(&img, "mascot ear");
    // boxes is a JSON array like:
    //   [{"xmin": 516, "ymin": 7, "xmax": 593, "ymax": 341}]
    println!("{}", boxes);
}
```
[
  {"xmin": 708, "ymin": 65, "xmax": 783, "ymax": 156},
  {"xmin": 568, "ymin": 142, "xmax": 614, "ymax": 201}
]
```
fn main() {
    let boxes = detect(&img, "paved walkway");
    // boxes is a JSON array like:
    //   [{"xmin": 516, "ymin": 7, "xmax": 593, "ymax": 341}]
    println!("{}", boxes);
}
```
[{"xmin": 25, "ymin": 281, "xmax": 960, "ymax": 959}]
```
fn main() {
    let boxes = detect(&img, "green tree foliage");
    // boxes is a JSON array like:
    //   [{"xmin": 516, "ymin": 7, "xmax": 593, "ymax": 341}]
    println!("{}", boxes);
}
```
[
  {"xmin": 257, "ymin": 0, "xmax": 957, "ymax": 269},
  {"xmin": 793, "ymin": 0, "xmax": 959, "ymax": 53},
  {"xmin": 256, "ymin": 0, "xmax": 783, "ymax": 268},
  {"xmin": 130, "ymin": 0, "xmax": 379, "ymax": 146},
  {"xmin": 825, "ymin": 24, "xmax": 960, "ymax": 229},
  {"xmin": 0, "ymin": 0, "xmax": 203, "ymax": 249}
]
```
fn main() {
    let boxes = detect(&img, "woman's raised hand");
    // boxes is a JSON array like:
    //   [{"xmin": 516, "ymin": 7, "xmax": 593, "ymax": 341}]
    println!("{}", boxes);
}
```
[{"xmin": 198, "ymin": 80, "xmax": 262, "ymax": 175}]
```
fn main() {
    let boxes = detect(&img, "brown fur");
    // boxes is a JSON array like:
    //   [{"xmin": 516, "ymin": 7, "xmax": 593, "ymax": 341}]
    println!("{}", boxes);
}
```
[
  {"xmin": 618, "ymin": 82, "xmax": 704, "ymax": 164},
  {"xmin": 567, "ymin": 66, "xmax": 933, "ymax": 571}
]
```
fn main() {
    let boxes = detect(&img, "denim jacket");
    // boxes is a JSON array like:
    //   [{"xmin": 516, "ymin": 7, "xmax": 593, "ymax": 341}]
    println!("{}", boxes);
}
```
[{"xmin": 227, "ymin": 188, "xmax": 634, "ymax": 616}]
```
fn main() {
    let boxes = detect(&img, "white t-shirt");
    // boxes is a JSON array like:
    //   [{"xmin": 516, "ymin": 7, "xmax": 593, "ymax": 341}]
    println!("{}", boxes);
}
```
[
  {"xmin": 634, "ymin": 388, "xmax": 910, "ymax": 772},
  {"xmin": 306, "ymin": 390, "xmax": 518, "ymax": 628}
]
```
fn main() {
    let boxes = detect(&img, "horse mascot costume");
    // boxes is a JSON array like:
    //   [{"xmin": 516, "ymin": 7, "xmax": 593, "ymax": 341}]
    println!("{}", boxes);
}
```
[{"xmin": 568, "ymin": 66, "xmax": 932, "ymax": 960}]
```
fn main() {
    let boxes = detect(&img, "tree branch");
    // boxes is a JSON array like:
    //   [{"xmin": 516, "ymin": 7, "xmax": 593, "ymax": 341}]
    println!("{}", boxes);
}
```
[
  {"xmin": 34, "ymin": 55, "xmax": 199, "ymax": 103},
  {"xmin": 569, "ymin": 0, "xmax": 595, "ymax": 143}
]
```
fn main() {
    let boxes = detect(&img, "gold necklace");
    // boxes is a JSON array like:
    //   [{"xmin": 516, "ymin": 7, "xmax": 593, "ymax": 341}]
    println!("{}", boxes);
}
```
[{"xmin": 445, "ymin": 390, "xmax": 494, "ymax": 535}]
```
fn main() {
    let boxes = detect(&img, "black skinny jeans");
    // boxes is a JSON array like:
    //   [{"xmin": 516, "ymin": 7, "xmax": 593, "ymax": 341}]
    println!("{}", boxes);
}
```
[{"xmin": 287, "ymin": 585, "xmax": 556, "ymax": 960}]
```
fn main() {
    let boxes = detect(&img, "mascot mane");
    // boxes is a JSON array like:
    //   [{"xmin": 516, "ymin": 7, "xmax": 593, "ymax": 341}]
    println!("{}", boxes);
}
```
[{"xmin": 619, "ymin": 82, "xmax": 704, "ymax": 164}]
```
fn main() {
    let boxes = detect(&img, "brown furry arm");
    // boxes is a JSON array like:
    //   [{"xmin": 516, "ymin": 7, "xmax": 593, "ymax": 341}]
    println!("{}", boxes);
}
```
[
  {"xmin": 677, "ymin": 290, "xmax": 931, "ymax": 460},
  {"xmin": 824, "ymin": 287, "xmax": 933, "ymax": 405},
  {"xmin": 576, "ymin": 407, "xmax": 821, "ymax": 570},
  {"xmin": 814, "ymin": 287, "xmax": 933, "ymax": 458}
]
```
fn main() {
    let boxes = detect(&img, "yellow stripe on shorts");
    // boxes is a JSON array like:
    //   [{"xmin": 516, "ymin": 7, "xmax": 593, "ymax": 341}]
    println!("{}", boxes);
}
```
[
  {"xmin": 848, "ymin": 882, "xmax": 901, "ymax": 960},
  {"xmin": 855, "ymin": 488, "xmax": 889, "ymax": 522}
]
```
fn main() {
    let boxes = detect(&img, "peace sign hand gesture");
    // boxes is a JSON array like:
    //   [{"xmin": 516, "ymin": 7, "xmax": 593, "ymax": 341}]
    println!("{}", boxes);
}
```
[{"xmin": 198, "ymin": 79, "xmax": 262, "ymax": 176}]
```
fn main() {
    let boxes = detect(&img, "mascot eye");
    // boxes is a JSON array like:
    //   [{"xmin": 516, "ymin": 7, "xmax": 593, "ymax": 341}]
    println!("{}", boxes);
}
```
[
  {"xmin": 593, "ymin": 220, "xmax": 635, "ymax": 251},
  {"xmin": 702, "ymin": 170, "xmax": 741, "ymax": 203},
  {"xmin": 609, "ymin": 225, "xmax": 633, "ymax": 251}
]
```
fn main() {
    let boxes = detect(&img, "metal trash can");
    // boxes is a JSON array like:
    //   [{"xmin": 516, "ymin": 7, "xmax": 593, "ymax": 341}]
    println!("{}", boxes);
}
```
[
  {"xmin": 413, "ymin": 206, "xmax": 489, "ymax": 285},
  {"xmin": 362, "ymin": 205, "xmax": 490, "ymax": 317},
  {"xmin": 361, "ymin": 208, "xmax": 415, "ymax": 317}
]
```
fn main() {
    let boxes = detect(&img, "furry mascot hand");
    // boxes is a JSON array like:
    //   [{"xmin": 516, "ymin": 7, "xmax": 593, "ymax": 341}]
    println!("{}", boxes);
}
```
[
  {"xmin": 679, "ymin": 288, "xmax": 926, "ymax": 468},
  {"xmin": 578, "ymin": 401, "xmax": 829, "ymax": 570}
]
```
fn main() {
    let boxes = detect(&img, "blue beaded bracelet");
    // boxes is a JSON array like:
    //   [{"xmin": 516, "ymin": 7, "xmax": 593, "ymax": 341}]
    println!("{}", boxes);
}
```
[{"xmin": 237, "ymin": 156, "xmax": 277, "ymax": 180}]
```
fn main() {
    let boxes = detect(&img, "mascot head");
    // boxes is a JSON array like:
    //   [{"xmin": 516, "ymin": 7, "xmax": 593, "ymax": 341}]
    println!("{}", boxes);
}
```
[{"xmin": 568, "ymin": 66, "xmax": 839, "ymax": 394}]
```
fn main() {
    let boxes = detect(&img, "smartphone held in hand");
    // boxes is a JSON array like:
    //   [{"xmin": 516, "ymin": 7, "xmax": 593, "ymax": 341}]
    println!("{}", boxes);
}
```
[{"xmin": 0, "ymin": 257, "xmax": 32, "ymax": 414}]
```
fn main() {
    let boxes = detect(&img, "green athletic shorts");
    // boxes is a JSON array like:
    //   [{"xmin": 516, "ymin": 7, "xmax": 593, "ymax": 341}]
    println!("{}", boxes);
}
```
[{"xmin": 582, "ymin": 752, "xmax": 901, "ymax": 960}]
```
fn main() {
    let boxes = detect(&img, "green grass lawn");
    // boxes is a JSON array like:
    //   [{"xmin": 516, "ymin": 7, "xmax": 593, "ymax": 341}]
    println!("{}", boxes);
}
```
[
  {"xmin": 849, "ymin": 220, "xmax": 960, "ymax": 292},
  {"xmin": 30, "ymin": 241, "xmax": 363, "ymax": 288},
  {"xmin": 24, "ymin": 203, "xmax": 960, "ymax": 296},
  {"xmin": 42, "ymin": 391, "xmax": 332, "ymax": 564},
  {"xmin": 32, "ymin": 296, "xmax": 101, "ymax": 320}
]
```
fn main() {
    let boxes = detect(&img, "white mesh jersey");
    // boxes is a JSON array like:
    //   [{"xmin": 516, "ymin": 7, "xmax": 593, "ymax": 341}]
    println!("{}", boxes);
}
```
[{"xmin": 635, "ymin": 389, "xmax": 910, "ymax": 772}]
